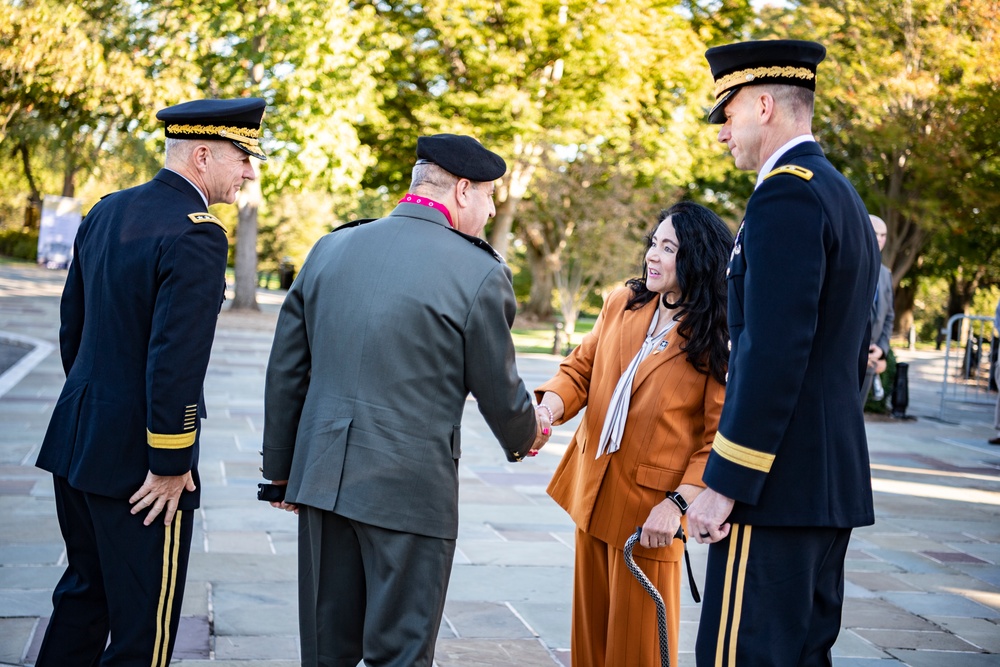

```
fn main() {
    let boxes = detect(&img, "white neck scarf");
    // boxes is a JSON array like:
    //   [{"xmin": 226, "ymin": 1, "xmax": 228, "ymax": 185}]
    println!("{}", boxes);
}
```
[{"xmin": 595, "ymin": 308, "xmax": 676, "ymax": 458}]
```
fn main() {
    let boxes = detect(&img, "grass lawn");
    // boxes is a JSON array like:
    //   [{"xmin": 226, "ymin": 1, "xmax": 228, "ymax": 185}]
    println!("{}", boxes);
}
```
[
  {"xmin": 0, "ymin": 257, "xmax": 34, "ymax": 266},
  {"xmin": 512, "ymin": 317, "xmax": 595, "ymax": 355}
]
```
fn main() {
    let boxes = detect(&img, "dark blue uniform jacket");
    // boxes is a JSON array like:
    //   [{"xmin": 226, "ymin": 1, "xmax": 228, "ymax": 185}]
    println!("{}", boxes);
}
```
[
  {"xmin": 36, "ymin": 169, "xmax": 228, "ymax": 510},
  {"xmin": 702, "ymin": 142, "xmax": 880, "ymax": 527}
]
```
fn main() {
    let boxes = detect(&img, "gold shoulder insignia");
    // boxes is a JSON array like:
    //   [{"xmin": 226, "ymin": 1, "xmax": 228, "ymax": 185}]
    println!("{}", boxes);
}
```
[
  {"xmin": 188, "ymin": 212, "xmax": 227, "ymax": 232},
  {"xmin": 763, "ymin": 165, "xmax": 814, "ymax": 182}
]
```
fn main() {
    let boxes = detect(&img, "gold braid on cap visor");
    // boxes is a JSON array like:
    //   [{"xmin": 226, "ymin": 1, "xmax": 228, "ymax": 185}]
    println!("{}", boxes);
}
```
[
  {"xmin": 714, "ymin": 66, "xmax": 815, "ymax": 98},
  {"xmin": 166, "ymin": 124, "xmax": 260, "ymax": 147}
]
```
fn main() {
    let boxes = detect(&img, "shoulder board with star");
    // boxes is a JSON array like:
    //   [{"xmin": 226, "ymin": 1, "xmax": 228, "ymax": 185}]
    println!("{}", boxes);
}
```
[
  {"xmin": 188, "ymin": 212, "xmax": 227, "ymax": 232},
  {"xmin": 763, "ymin": 165, "xmax": 814, "ymax": 182},
  {"xmin": 450, "ymin": 228, "xmax": 504, "ymax": 263}
]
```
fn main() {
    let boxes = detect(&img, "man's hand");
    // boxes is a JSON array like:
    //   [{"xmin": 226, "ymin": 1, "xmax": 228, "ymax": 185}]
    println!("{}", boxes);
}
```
[
  {"xmin": 268, "ymin": 480, "xmax": 299, "ymax": 514},
  {"xmin": 867, "ymin": 343, "xmax": 884, "ymax": 368},
  {"xmin": 639, "ymin": 499, "xmax": 682, "ymax": 549},
  {"xmin": 687, "ymin": 488, "xmax": 734, "ymax": 544},
  {"xmin": 129, "ymin": 471, "xmax": 196, "ymax": 526}
]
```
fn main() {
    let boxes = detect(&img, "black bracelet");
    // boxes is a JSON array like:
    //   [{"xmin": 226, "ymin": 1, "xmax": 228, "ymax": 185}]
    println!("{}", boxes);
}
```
[{"xmin": 664, "ymin": 490, "xmax": 688, "ymax": 515}]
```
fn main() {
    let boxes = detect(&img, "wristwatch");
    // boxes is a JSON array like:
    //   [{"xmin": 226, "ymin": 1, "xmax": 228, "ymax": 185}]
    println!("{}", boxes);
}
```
[{"xmin": 665, "ymin": 491, "xmax": 688, "ymax": 515}]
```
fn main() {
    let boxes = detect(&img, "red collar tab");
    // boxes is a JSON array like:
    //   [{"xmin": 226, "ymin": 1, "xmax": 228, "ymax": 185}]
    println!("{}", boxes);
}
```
[{"xmin": 399, "ymin": 195, "xmax": 453, "ymax": 227}]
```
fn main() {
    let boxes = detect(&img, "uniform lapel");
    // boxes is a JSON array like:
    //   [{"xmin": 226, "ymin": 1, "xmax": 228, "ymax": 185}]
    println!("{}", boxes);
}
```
[
  {"xmin": 631, "ymin": 322, "xmax": 684, "ymax": 393},
  {"xmin": 619, "ymin": 298, "xmax": 656, "ymax": 377}
]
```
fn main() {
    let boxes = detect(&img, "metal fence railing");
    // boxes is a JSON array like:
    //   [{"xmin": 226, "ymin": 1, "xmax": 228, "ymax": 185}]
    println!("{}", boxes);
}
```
[{"xmin": 939, "ymin": 314, "xmax": 998, "ymax": 420}]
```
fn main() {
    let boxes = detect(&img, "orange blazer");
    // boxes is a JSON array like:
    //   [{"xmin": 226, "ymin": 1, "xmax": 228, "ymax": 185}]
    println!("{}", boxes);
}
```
[{"xmin": 536, "ymin": 287, "xmax": 725, "ymax": 562}]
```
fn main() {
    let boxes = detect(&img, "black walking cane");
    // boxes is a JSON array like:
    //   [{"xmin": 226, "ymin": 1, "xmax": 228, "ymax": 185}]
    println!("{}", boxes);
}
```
[{"xmin": 624, "ymin": 526, "xmax": 701, "ymax": 667}]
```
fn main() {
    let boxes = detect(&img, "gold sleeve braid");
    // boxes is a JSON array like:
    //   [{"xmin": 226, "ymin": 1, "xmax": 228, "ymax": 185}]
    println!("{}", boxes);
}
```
[
  {"xmin": 712, "ymin": 432, "xmax": 775, "ymax": 473},
  {"xmin": 147, "ymin": 429, "xmax": 196, "ymax": 450}
]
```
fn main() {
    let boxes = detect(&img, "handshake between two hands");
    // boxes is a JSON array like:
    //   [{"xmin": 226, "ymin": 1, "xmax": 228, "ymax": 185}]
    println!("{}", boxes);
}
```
[{"xmin": 526, "ymin": 403, "xmax": 555, "ymax": 458}]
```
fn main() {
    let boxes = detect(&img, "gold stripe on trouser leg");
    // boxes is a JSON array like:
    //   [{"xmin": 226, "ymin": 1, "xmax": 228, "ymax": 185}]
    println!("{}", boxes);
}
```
[
  {"xmin": 152, "ymin": 512, "xmax": 182, "ymax": 667},
  {"xmin": 714, "ymin": 525, "xmax": 739, "ymax": 667},
  {"xmin": 160, "ymin": 514, "xmax": 183, "ymax": 665},
  {"xmin": 714, "ymin": 524, "xmax": 751, "ymax": 667},
  {"xmin": 727, "ymin": 525, "xmax": 752, "ymax": 667}
]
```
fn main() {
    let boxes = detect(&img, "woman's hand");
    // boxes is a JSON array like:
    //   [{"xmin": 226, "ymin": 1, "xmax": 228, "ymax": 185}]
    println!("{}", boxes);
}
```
[
  {"xmin": 528, "ymin": 392, "xmax": 566, "ymax": 456},
  {"xmin": 640, "ymin": 498, "xmax": 683, "ymax": 549},
  {"xmin": 529, "ymin": 405, "xmax": 553, "ymax": 455}
]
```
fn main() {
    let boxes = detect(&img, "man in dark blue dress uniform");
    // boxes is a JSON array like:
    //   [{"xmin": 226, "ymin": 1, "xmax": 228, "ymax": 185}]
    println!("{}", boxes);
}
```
[
  {"xmin": 687, "ymin": 41, "xmax": 880, "ymax": 666},
  {"xmin": 35, "ymin": 97, "xmax": 267, "ymax": 666}
]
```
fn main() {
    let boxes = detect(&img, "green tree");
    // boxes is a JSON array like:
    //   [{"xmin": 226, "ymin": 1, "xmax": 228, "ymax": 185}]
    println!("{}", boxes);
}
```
[
  {"xmin": 355, "ymin": 0, "xmax": 718, "ymax": 317},
  {"xmin": 258, "ymin": 190, "xmax": 340, "ymax": 273},
  {"xmin": 788, "ymin": 0, "xmax": 1000, "ymax": 333},
  {"xmin": 101, "ymin": 0, "xmax": 380, "ymax": 309},
  {"xmin": 519, "ymin": 149, "xmax": 663, "ymax": 335},
  {"xmin": 681, "ymin": 0, "xmax": 756, "ymax": 46},
  {"xmin": 0, "ymin": 0, "xmax": 164, "ymax": 226}
]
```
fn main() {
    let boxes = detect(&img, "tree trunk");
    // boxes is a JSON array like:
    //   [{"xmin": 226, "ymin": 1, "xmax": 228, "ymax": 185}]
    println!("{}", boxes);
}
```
[
  {"xmin": 231, "ymin": 168, "xmax": 261, "ymax": 311},
  {"xmin": 60, "ymin": 137, "xmax": 81, "ymax": 198},
  {"xmin": 894, "ymin": 280, "xmax": 915, "ymax": 343},
  {"xmin": 561, "ymin": 304, "xmax": 578, "ymax": 341},
  {"xmin": 489, "ymin": 196, "xmax": 518, "ymax": 259},
  {"xmin": 17, "ymin": 141, "xmax": 42, "ymax": 230},
  {"xmin": 488, "ymin": 143, "xmax": 542, "ymax": 257},
  {"xmin": 946, "ymin": 269, "xmax": 978, "ymax": 341},
  {"xmin": 61, "ymin": 169, "xmax": 76, "ymax": 198},
  {"xmin": 523, "ymin": 242, "xmax": 554, "ymax": 320},
  {"xmin": 876, "ymin": 152, "xmax": 927, "ymax": 291},
  {"xmin": 555, "ymin": 273, "xmax": 583, "ymax": 341}
]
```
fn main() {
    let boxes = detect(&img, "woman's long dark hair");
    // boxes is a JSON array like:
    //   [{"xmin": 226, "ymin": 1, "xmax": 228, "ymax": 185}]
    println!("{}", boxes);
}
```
[{"xmin": 625, "ymin": 201, "xmax": 733, "ymax": 385}]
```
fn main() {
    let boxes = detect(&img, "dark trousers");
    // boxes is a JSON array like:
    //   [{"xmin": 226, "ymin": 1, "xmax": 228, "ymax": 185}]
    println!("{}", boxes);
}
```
[
  {"xmin": 298, "ymin": 506, "xmax": 456, "ymax": 667},
  {"xmin": 36, "ymin": 475, "xmax": 192, "ymax": 667},
  {"xmin": 696, "ymin": 524, "xmax": 852, "ymax": 667}
]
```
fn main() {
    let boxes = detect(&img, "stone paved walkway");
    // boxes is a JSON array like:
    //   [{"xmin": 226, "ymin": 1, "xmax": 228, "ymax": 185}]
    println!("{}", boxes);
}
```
[{"xmin": 0, "ymin": 262, "xmax": 998, "ymax": 666}]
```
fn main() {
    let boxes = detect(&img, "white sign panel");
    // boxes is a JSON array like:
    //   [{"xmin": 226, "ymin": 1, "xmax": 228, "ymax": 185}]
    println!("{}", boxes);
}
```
[{"xmin": 37, "ymin": 195, "xmax": 83, "ymax": 269}]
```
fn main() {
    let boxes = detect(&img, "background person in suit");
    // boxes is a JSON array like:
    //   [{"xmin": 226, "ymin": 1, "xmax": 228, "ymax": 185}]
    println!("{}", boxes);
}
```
[
  {"xmin": 533, "ymin": 201, "xmax": 732, "ymax": 667},
  {"xmin": 991, "ymin": 296, "xmax": 1000, "ymax": 445},
  {"xmin": 861, "ymin": 214, "xmax": 894, "ymax": 402},
  {"xmin": 687, "ymin": 40, "xmax": 880, "ymax": 667},
  {"xmin": 261, "ymin": 134, "xmax": 549, "ymax": 667},
  {"xmin": 34, "ymin": 98, "xmax": 266, "ymax": 666}
]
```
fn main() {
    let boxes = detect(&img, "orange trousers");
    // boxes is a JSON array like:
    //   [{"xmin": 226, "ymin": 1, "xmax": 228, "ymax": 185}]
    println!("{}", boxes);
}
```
[{"xmin": 572, "ymin": 528, "xmax": 681, "ymax": 667}]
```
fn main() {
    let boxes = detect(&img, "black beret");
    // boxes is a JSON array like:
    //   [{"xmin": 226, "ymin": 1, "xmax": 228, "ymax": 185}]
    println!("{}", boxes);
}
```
[
  {"xmin": 156, "ymin": 98, "xmax": 268, "ymax": 161},
  {"xmin": 416, "ymin": 134, "xmax": 506, "ymax": 182},
  {"xmin": 705, "ymin": 39, "xmax": 826, "ymax": 124}
]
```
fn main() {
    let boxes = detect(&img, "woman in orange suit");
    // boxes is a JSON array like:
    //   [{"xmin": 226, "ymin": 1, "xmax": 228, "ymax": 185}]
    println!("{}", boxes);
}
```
[{"xmin": 534, "ymin": 201, "xmax": 732, "ymax": 667}]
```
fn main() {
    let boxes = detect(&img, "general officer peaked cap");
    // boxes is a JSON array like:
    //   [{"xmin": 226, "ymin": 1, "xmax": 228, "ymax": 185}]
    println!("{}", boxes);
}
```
[
  {"xmin": 705, "ymin": 39, "xmax": 826, "ymax": 124},
  {"xmin": 416, "ymin": 134, "xmax": 506, "ymax": 182},
  {"xmin": 156, "ymin": 97, "xmax": 268, "ymax": 161}
]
